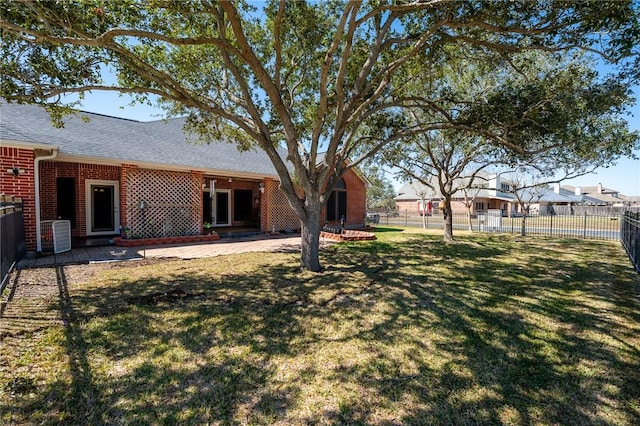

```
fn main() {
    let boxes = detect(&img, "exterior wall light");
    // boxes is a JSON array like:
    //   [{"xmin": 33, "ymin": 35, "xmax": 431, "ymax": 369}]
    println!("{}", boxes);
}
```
[{"xmin": 7, "ymin": 167, "xmax": 25, "ymax": 177}]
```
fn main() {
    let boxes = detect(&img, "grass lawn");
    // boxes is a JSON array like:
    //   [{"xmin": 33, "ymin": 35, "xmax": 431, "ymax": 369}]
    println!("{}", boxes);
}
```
[{"xmin": 1, "ymin": 228, "xmax": 639, "ymax": 425}]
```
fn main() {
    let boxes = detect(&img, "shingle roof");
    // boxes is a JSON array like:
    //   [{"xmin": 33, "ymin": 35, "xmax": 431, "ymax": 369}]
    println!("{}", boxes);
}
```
[
  {"xmin": 517, "ymin": 188, "xmax": 583, "ymax": 203},
  {"xmin": 0, "ymin": 101, "xmax": 286, "ymax": 178},
  {"xmin": 560, "ymin": 184, "xmax": 624, "ymax": 204}
]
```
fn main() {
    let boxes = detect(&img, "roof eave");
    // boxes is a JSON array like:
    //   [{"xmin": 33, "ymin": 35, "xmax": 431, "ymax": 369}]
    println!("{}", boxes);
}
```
[
  {"xmin": 52, "ymin": 153, "xmax": 281, "ymax": 180},
  {"xmin": 0, "ymin": 138, "xmax": 59, "ymax": 151}
]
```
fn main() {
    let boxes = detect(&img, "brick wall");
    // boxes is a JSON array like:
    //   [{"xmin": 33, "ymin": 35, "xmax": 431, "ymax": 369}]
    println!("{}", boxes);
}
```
[
  {"xmin": 343, "ymin": 168, "xmax": 366, "ymax": 226},
  {"xmin": 396, "ymin": 197, "xmax": 498, "ymax": 216},
  {"xmin": 5, "ymin": 149, "xmax": 368, "ymax": 248},
  {"xmin": 0, "ymin": 147, "xmax": 36, "ymax": 250},
  {"xmin": 321, "ymin": 168, "xmax": 367, "ymax": 226},
  {"xmin": 396, "ymin": 200, "xmax": 420, "ymax": 215},
  {"xmin": 259, "ymin": 168, "xmax": 368, "ymax": 232},
  {"xmin": 120, "ymin": 164, "xmax": 134, "ymax": 228},
  {"xmin": 259, "ymin": 178, "xmax": 273, "ymax": 231},
  {"xmin": 40, "ymin": 161, "xmax": 121, "ymax": 238}
]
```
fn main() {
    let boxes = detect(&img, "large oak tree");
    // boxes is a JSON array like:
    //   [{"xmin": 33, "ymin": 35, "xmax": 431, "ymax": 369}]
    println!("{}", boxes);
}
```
[{"xmin": 2, "ymin": 1, "xmax": 638, "ymax": 270}]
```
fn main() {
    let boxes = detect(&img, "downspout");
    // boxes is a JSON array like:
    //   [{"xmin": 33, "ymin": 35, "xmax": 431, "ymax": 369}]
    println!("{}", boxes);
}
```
[{"xmin": 35, "ymin": 148, "xmax": 59, "ymax": 253}]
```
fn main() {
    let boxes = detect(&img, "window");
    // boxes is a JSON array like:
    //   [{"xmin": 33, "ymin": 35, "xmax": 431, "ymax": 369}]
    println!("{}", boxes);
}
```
[
  {"xmin": 475, "ymin": 202, "xmax": 485, "ymax": 211},
  {"xmin": 501, "ymin": 183, "xmax": 510, "ymax": 191},
  {"xmin": 326, "ymin": 178, "xmax": 347, "ymax": 222}
]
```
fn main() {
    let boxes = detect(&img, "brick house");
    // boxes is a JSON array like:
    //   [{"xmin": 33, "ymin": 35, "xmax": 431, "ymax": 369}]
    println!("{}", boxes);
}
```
[
  {"xmin": 1, "ymin": 102, "xmax": 367, "ymax": 254},
  {"xmin": 395, "ymin": 173, "xmax": 592, "ymax": 216},
  {"xmin": 394, "ymin": 173, "xmax": 515, "ymax": 216}
]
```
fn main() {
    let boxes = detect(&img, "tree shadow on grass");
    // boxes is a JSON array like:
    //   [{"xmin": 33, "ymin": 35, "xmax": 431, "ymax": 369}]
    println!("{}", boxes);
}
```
[
  {"xmin": 4, "ymin": 235, "xmax": 639, "ymax": 424},
  {"xmin": 316, "ymin": 236, "xmax": 640, "ymax": 424},
  {"xmin": 3, "ymin": 266, "xmax": 101, "ymax": 424},
  {"xmin": 377, "ymin": 236, "xmax": 631, "ymax": 423},
  {"xmin": 5, "ymin": 260, "xmax": 307, "ymax": 424}
]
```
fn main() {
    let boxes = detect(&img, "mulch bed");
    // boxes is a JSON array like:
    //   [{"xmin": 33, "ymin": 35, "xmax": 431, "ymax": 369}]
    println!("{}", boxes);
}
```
[{"xmin": 320, "ymin": 229, "xmax": 376, "ymax": 241}]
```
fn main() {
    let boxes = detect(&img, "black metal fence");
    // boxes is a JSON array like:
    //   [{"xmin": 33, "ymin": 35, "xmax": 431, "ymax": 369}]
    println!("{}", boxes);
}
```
[
  {"xmin": 1, "ymin": 196, "xmax": 25, "ymax": 294},
  {"xmin": 546, "ymin": 205, "xmax": 640, "ymax": 216},
  {"xmin": 385, "ymin": 210, "xmax": 622, "ymax": 240},
  {"xmin": 621, "ymin": 212, "xmax": 640, "ymax": 273},
  {"xmin": 382, "ymin": 208, "xmax": 640, "ymax": 273}
]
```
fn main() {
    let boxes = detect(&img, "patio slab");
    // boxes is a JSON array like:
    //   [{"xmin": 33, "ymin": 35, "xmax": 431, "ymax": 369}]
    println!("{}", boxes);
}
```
[{"xmin": 17, "ymin": 234, "xmax": 337, "ymax": 269}]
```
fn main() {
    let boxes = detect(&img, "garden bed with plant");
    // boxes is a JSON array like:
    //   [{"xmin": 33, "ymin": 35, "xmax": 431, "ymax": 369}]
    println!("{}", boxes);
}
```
[{"xmin": 113, "ymin": 233, "xmax": 220, "ymax": 247}]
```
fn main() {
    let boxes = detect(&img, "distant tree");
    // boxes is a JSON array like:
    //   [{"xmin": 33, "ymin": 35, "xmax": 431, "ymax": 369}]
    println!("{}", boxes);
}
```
[
  {"xmin": 2, "ymin": 1, "xmax": 639, "ymax": 270},
  {"xmin": 502, "ymin": 168, "xmax": 551, "ymax": 237},
  {"xmin": 399, "ymin": 181, "xmax": 435, "ymax": 229},
  {"xmin": 389, "ymin": 130, "xmax": 495, "ymax": 241},
  {"xmin": 460, "ymin": 181, "xmax": 487, "ymax": 232},
  {"xmin": 361, "ymin": 164, "xmax": 396, "ymax": 210}
]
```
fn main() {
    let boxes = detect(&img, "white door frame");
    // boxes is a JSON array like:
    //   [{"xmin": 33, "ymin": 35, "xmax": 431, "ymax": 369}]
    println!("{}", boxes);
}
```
[
  {"xmin": 212, "ymin": 189, "xmax": 231, "ymax": 227},
  {"xmin": 85, "ymin": 179, "xmax": 120, "ymax": 236}
]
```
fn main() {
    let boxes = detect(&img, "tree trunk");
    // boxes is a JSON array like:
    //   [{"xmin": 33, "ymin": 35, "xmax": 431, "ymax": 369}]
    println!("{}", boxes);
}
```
[
  {"xmin": 300, "ymin": 200, "xmax": 322, "ymax": 272},
  {"xmin": 443, "ymin": 198, "xmax": 454, "ymax": 242},
  {"xmin": 466, "ymin": 205, "xmax": 473, "ymax": 231},
  {"xmin": 520, "ymin": 204, "xmax": 527, "ymax": 237},
  {"xmin": 421, "ymin": 199, "xmax": 427, "ymax": 229}
]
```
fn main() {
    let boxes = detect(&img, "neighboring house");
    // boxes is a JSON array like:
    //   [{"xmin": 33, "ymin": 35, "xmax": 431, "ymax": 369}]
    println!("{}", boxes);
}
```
[
  {"xmin": 560, "ymin": 183, "xmax": 639, "ymax": 207},
  {"xmin": 519, "ymin": 184, "xmax": 583, "ymax": 214},
  {"xmin": 395, "ymin": 172, "xmax": 515, "ymax": 216},
  {"xmin": 394, "ymin": 173, "xmax": 584, "ymax": 216},
  {"xmin": 0, "ymin": 102, "xmax": 366, "ymax": 255}
]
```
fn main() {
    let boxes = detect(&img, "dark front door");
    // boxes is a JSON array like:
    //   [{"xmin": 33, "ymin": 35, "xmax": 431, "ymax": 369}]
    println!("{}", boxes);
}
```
[
  {"xmin": 56, "ymin": 177, "xmax": 76, "ymax": 227},
  {"xmin": 215, "ymin": 191, "xmax": 230, "ymax": 225},
  {"xmin": 233, "ymin": 189, "xmax": 253, "ymax": 223},
  {"xmin": 91, "ymin": 185, "xmax": 114, "ymax": 232},
  {"xmin": 203, "ymin": 192, "xmax": 212, "ymax": 223},
  {"xmin": 327, "ymin": 190, "xmax": 347, "ymax": 222}
]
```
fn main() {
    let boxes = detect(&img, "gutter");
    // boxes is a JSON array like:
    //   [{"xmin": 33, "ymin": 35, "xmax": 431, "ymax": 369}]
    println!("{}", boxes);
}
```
[{"xmin": 34, "ymin": 148, "xmax": 59, "ymax": 253}]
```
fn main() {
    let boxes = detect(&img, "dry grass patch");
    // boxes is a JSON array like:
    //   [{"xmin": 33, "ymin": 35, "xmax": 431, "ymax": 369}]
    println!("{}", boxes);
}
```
[{"xmin": 1, "ymin": 229, "xmax": 639, "ymax": 425}]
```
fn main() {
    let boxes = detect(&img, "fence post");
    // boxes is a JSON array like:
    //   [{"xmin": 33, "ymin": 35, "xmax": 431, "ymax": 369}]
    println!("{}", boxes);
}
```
[
  {"xmin": 405, "ymin": 209, "xmax": 408, "ymax": 227},
  {"xmin": 583, "ymin": 211, "xmax": 587, "ymax": 239},
  {"xmin": 550, "ymin": 213, "xmax": 553, "ymax": 236}
]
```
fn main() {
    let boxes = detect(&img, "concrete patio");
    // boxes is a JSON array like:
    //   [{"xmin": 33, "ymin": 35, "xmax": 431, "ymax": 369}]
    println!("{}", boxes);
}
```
[{"xmin": 17, "ymin": 234, "xmax": 337, "ymax": 268}]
